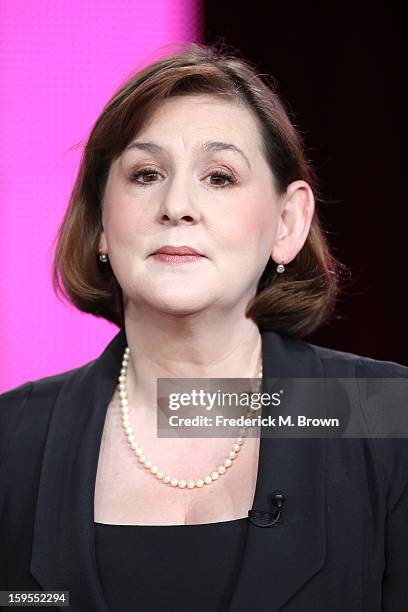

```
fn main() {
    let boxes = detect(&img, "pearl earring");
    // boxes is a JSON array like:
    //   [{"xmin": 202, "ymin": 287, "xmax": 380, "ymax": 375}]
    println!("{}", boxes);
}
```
[
  {"xmin": 276, "ymin": 260, "xmax": 285, "ymax": 274},
  {"xmin": 98, "ymin": 249, "xmax": 108, "ymax": 263}
]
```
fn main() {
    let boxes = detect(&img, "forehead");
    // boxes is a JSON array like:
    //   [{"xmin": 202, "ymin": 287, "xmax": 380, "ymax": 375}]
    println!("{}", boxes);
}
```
[{"xmin": 134, "ymin": 94, "xmax": 264, "ymax": 152}]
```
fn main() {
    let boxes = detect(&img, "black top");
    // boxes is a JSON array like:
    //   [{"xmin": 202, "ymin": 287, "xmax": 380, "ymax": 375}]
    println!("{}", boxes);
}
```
[
  {"xmin": 94, "ymin": 517, "xmax": 249, "ymax": 612},
  {"xmin": 4, "ymin": 329, "xmax": 407, "ymax": 611}
]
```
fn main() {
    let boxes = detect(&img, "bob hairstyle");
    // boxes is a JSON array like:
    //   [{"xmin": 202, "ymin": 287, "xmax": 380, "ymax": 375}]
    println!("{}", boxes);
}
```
[{"xmin": 52, "ymin": 42, "xmax": 348, "ymax": 338}]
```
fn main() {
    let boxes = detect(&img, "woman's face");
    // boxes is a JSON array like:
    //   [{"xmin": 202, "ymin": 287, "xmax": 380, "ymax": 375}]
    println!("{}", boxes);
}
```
[{"xmin": 99, "ymin": 94, "xmax": 307, "ymax": 318}]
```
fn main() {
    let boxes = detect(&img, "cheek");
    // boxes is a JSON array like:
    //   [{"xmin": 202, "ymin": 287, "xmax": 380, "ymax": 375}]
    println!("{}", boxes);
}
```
[
  {"xmin": 102, "ymin": 195, "xmax": 149, "ymax": 242},
  {"xmin": 218, "ymin": 194, "xmax": 277, "ymax": 250}
]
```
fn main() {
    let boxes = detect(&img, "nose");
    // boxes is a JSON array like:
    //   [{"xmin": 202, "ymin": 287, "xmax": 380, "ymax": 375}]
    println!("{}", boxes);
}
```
[{"xmin": 157, "ymin": 172, "xmax": 201, "ymax": 225}]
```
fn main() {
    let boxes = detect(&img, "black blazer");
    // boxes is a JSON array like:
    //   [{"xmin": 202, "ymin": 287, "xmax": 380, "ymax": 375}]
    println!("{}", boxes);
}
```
[{"xmin": 1, "ymin": 328, "xmax": 408, "ymax": 611}]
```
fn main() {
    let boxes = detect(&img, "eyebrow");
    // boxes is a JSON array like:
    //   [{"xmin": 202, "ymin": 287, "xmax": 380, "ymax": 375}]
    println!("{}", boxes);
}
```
[{"xmin": 124, "ymin": 139, "xmax": 251, "ymax": 169}]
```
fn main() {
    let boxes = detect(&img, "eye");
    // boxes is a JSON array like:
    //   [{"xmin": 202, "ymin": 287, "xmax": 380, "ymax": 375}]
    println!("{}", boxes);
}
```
[
  {"xmin": 130, "ymin": 167, "xmax": 163, "ymax": 185},
  {"xmin": 205, "ymin": 170, "xmax": 237, "ymax": 189},
  {"xmin": 129, "ymin": 167, "xmax": 237, "ymax": 188}
]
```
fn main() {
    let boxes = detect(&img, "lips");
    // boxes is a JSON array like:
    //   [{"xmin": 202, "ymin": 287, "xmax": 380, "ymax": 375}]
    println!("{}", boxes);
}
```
[{"xmin": 152, "ymin": 245, "xmax": 204, "ymax": 256}]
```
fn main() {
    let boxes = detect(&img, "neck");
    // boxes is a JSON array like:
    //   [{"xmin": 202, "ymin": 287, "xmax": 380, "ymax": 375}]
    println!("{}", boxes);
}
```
[{"xmin": 122, "ymin": 302, "xmax": 263, "ymax": 417}]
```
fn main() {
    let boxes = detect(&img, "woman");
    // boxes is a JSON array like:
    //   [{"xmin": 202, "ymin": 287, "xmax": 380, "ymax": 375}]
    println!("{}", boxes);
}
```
[{"xmin": 1, "ymin": 43, "xmax": 407, "ymax": 612}]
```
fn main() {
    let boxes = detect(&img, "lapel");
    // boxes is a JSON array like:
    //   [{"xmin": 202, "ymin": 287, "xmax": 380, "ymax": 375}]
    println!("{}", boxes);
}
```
[{"xmin": 30, "ymin": 327, "xmax": 326, "ymax": 612}]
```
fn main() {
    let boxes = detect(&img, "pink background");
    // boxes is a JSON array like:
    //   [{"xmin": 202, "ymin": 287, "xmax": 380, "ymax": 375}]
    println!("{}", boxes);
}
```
[{"xmin": 0, "ymin": 0, "xmax": 202, "ymax": 392}]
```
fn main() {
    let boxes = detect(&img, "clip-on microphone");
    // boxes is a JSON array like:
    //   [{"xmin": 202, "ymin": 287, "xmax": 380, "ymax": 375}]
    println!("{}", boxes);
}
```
[{"xmin": 248, "ymin": 490, "xmax": 285, "ymax": 527}]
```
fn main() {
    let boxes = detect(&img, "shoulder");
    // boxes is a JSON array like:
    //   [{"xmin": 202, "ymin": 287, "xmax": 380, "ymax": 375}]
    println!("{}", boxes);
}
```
[
  {"xmin": 0, "ymin": 361, "xmax": 95, "ymax": 464},
  {"xmin": 304, "ymin": 339, "xmax": 408, "ymax": 511},
  {"xmin": 305, "ymin": 338, "xmax": 408, "ymax": 377},
  {"xmin": 306, "ymin": 338, "xmax": 408, "ymax": 441},
  {"xmin": 0, "ymin": 361, "xmax": 95, "ymax": 403}
]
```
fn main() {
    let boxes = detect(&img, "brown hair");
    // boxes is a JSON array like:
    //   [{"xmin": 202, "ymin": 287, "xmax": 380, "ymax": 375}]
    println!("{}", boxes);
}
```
[{"xmin": 51, "ymin": 42, "xmax": 348, "ymax": 338}]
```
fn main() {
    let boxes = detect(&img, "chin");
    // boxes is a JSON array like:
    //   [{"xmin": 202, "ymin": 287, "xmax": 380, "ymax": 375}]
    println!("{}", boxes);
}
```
[
  {"xmin": 157, "ymin": 299, "xmax": 209, "ymax": 314},
  {"xmin": 147, "ymin": 292, "xmax": 212, "ymax": 314}
]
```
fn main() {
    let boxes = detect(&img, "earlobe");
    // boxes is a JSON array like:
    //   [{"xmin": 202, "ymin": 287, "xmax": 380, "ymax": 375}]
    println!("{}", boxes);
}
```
[
  {"xmin": 269, "ymin": 252, "xmax": 286, "ymax": 273},
  {"xmin": 270, "ymin": 215, "xmax": 289, "ymax": 265},
  {"xmin": 98, "ymin": 231, "xmax": 108, "ymax": 262},
  {"xmin": 99, "ymin": 231, "xmax": 107, "ymax": 252}
]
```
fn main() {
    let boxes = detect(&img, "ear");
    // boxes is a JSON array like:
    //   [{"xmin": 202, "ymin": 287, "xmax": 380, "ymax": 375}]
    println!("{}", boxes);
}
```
[
  {"xmin": 98, "ymin": 231, "xmax": 108, "ymax": 253},
  {"xmin": 271, "ymin": 180, "xmax": 315, "ymax": 264}
]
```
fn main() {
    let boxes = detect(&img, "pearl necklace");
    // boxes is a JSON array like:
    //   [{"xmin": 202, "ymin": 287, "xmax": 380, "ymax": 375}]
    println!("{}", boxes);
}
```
[{"xmin": 118, "ymin": 346, "xmax": 263, "ymax": 489}]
